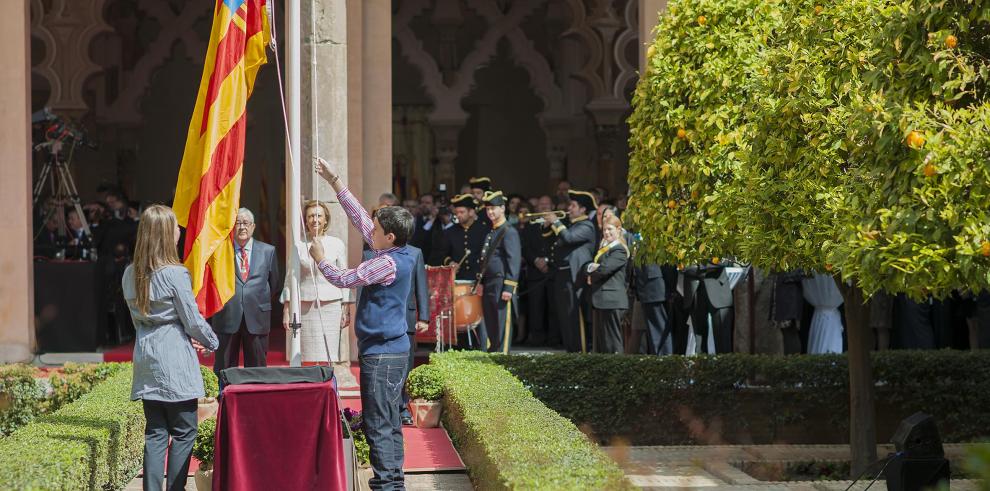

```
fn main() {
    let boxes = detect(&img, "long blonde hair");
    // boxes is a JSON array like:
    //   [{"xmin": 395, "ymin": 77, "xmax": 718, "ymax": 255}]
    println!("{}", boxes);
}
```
[{"xmin": 133, "ymin": 205, "xmax": 181, "ymax": 315}]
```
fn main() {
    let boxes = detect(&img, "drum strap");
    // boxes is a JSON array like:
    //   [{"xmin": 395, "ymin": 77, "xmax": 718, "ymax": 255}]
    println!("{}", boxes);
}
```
[{"xmin": 473, "ymin": 226, "xmax": 507, "ymax": 293}]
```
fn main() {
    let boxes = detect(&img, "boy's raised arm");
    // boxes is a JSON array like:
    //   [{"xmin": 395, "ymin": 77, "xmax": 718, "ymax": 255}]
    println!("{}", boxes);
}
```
[{"xmin": 315, "ymin": 158, "xmax": 374, "ymax": 247}]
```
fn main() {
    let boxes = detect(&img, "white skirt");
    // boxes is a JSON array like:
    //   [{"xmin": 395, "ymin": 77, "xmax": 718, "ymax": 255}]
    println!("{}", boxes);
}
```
[{"xmin": 299, "ymin": 299, "xmax": 343, "ymax": 362}]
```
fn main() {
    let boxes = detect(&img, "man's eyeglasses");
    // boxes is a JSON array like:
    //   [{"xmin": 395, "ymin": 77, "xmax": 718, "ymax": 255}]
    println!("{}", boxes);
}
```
[{"xmin": 235, "ymin": 221, "xmax": 254, "ymax": 228}]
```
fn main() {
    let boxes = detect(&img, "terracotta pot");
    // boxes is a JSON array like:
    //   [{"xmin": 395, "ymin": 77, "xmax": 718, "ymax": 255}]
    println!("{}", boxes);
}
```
[
  {"xmin": 197, "ymin": 397, "xmax": 218, "ymax": 422},
  {"xmin": 194, "ymin": 467, "xmax": 213, "ymax": 491},
  {"xmin": 357, "ymin": 466, "xmax": 373, "ymax": 491},
  {"xmin": 410, "ymin": 399, "xmax": 443, "ymax": 428}
]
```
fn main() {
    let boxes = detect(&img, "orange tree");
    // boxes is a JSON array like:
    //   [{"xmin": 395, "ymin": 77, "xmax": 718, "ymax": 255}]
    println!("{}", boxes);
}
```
[
  {"xmin": 827, "ymin": 1, "xmax": 990, "ymax": 299},
  {"xmin": 739, "ymin": 0, "xmax": 896, "ymax": 474},
  {"xmin": 629, "ymin": 0, "xmax": 990, "ymax": 476},
  {"xmin": 625, "ymin": 0, "xmax": 786, "ymax": 267}
]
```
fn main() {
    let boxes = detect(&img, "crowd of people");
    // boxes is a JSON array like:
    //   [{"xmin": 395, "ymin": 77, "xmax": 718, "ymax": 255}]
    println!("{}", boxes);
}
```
[{"xmin": 34, "ymin": 186, "xmax": 144, "ymax": 346}]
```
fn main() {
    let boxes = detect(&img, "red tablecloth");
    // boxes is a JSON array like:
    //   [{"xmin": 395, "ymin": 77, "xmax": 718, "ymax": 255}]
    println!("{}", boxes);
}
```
[{"xmin": 212, "ymin": 380, "xmax": 347, "ymax": 491}]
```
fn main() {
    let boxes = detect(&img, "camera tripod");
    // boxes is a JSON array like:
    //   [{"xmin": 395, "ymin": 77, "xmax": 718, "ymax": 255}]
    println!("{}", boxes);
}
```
[{"xmin": 33, "ymin": 137, "xmax": 91, "ymax": 242}]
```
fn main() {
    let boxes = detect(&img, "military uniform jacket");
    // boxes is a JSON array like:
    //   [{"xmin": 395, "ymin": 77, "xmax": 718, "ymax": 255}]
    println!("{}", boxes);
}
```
[
  {"xmin": 480, "ymin": 220, "xmax": 522, "ymax": 295},
  {"xmin": 550, "ymin": 216, "xmax": 597, "ymax": 283},
  {"xmin": 521, "ymin": 223, "xmax": 554, "ymax": 281},
  {"xmin": 589, "ymin": 242, "xmax": 630, "ymax": 310},
  {"xmin": 432, "ymin": 219, "xmax": 489, "ymax": 281}
]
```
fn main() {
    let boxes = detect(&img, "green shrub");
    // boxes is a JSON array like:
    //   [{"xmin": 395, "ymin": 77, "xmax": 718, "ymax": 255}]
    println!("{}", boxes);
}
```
[
  {"xmin": 492, "ymin": 351, "xmax": 990, "ymax": 445},
  {"xmin": 406, "ymin": 364, "xmax": 443, "ymax": 401},
  {"xmin": 48, "ymin": 362, "xmax": 126, "ymax": 413},
  {"xmin": 0, "ymin": 367, "xmax": 144, "ymax": 490},
  {"xmin": 0, "ymin": 364, "xmax": 44, "ymax": 437},
  {"xmin": 200, "ymin": 365, "xmax": 219, "ymax": 399},
  {"xmin": 193, "ymin": 417, "xmax": 216, "ymax": 470},
  {"xmin": 431, "ymin": 351, "xmax": 632, "ymax": 490}
]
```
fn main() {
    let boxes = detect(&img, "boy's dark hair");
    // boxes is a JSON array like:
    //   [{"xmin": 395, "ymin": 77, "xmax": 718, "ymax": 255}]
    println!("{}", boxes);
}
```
[{"xmin": 374, "ymin": 206, "xmax": 414, "ymax": 247}]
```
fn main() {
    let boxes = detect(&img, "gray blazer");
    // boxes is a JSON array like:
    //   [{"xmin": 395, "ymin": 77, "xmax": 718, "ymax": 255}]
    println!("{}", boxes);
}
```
[
  {"xmin": 123, "ymin": 265, "xmax": 220, "ymax": 402},
  {"xmin": 211, "ymin": 240, "xmax": 281, "ymax": 335}
]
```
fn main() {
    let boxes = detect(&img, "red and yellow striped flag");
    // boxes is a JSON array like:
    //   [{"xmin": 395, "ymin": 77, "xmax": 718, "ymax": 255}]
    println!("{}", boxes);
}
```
[{"xmin": 173, "ymin": 0, "xmax": 270, "ymax": 316}]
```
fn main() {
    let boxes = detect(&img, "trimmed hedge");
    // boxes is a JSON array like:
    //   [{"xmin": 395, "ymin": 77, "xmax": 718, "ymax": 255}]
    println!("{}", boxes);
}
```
[
  {"xmin": 0, "ymin": 369, "xmax": 144, "ymax": 490},
  {"xmin": 492, "ymin": 351, "xmax": 990, "ymax": 445},
  {"xmin": 0, "ymin": 362, "xmax": 125, "ymax": 438},
  {"xmin": 0, "ymin": 364, "xmax": 44, "ymax": 437},
  {"xmin": 431, "ymin": 351, "xmax": 632, "ymax": 490}
]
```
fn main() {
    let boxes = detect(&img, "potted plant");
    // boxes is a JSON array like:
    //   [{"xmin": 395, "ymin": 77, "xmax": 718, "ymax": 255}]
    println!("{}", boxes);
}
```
[
  {"xmin": 192, "ymin": 417, "xmax": 216, "ymax": 491},
  {"xmin": 198, "ymin": 366, "xmax": 219, "ymax": 421},
  {"xmin": 405, "ymin": 364, "xmax": 444, "ymax": 428},
  {"xmin": 342, "ymin": 407, "xmax": 373, "ymax": 490}
]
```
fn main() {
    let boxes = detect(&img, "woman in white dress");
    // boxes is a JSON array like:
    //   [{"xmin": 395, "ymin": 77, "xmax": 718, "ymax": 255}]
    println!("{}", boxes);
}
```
[{"xmin": 281, "ymin": 200, "xmax": 357, "ymax": 386}]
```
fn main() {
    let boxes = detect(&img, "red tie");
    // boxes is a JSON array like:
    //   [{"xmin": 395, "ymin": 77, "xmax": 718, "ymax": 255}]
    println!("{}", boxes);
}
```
[{"xmin": 240, "ymin": 248, "xmax": 249, "ymax": 281}]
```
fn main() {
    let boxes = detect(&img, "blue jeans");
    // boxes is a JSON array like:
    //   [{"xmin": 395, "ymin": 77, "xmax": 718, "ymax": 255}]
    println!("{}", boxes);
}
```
[{"xmin": 360, "ymin": 353, "xmax": 408, "ymax": 490}]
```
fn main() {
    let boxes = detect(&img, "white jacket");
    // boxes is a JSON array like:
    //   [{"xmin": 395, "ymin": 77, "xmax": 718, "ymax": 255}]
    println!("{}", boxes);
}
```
[{"xmin": 280, "ymin": 236, "xmax": 349, "ymax": 304}]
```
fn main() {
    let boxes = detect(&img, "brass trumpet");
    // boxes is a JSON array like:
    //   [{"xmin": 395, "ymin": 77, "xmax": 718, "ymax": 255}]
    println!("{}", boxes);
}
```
[{"xmin": 522, "ymin": 210, "xmax": 566, "ymax": 224}]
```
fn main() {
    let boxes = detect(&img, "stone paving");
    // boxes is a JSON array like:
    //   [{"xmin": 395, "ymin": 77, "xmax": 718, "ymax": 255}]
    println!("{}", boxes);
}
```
[
  {"xmin": 603, "ymin": 444, "xmax": 985, "ymax": 490},
  {"xmin": 126, "ymin": 472, "xmax": 473, "ymax": 490}
]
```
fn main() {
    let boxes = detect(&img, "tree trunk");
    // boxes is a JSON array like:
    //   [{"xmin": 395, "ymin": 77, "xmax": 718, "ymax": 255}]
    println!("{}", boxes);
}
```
[{"xmin": 837, "ymin": 280, "xmax": 877, "ymax": 478}]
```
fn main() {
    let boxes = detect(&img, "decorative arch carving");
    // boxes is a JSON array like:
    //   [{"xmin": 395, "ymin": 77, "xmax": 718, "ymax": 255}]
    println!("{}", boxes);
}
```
[
  {"xmin": 101, "ymin": 0, "xmax": 209, "ymax": 124},
  {"xmin": 612, "ymin": 0, "xmax": 638, "ymax": 99},
  {"xmin": 30, "ymin": 0, "xmax": 112, "ymax": 116},
  {"xmin": 393, "ymin": 0, "xmax": 569, "ymax": 123}
]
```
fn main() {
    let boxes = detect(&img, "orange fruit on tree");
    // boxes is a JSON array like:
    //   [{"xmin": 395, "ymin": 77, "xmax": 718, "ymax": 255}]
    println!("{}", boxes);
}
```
[
  {"xmin": 923, "ymin": 163, "xmax": 937, "ymax": 177},
  {"xmin": 814, "ymin": 5, "xmax": 823, "ymax": 14},
  {"xmin": 982, "ymin": 241, "xmax": 990, "ymax": 257},
  {"xmin": 825, "ymin": 263, "xmax": 834, "ymax": 272},
  {"xmin": 711, "ymin": 257, "xmax": 720, "ymax": 264},
  {"xmin": 906, "ymin": 130, "xmax": 925, "ymax": 149},
  {"xmin": 667, "ymin": 199, "xmax": 677, "ymax": 210},
  {"xmin": 945, "ymin": 35, "xmax": 958, "ymax": 49},
  {"xmin": 677, "ymin": 128, "xmax": 687, "ymax": 139},
  {"xmin": 697, "ymin": 15, "xmax": 707, "ymax": 26}
]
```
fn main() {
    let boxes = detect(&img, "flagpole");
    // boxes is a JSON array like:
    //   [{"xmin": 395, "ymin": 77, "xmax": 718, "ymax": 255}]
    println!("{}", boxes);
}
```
[{"xmin": 285, "ymin": 0, "xmax": 303, "ymax": 367}]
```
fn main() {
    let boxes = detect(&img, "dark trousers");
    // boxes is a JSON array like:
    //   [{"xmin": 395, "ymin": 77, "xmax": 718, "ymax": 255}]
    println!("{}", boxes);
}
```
[
  {"xmin": 142, "ymin": 399, "xmax": 197, "ymax": 491},
  {"xmin": 360, "ymin": 353, "xmax": 408, "ymax": 490},
  {"xmin": 692, "ymin": 308, "xmax": 734, "ymax": 353},
  {"xmin": 214, "ymin": 319, "xmax": 268, "ymax": 391},
  {"xmin": 593, "ymin": 308, "xmax": 625, "ymax": 353},
  {"xmin": 525, "ymin": 275, "xmax": 557, "ymax": 346},
  {"xmin": 641, "ymin": 301, "xmax": 672, "ymax": 355},
  {"xmin": 554, "ymin": 269, "xmax": 587, "ymax": 353},
  {"xmin": 401, "ymin": 331, "xmax": 415, "ymax": 417},
  {"xmin": 483, "ymin": 280, "xmax": 515, "ymax": 354}
]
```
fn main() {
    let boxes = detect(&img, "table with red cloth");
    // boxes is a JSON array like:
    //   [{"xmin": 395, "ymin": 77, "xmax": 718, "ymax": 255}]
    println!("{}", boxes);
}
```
[{"xmin": 212, "ymin": 380, "xmax": 347, "ymax": 491}]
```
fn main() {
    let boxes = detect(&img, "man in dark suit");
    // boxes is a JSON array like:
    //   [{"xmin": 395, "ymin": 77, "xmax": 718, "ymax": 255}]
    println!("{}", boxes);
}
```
[
  {"xmin": 521, "ymin": 195, "xmax": 557, "ymax": 346},
  {"xmin": 543, "ymin": 189, "xmax": 598, "ymax": 353},
  {"xmin": 478, "ymin": 191, "xmax": 522, "ymax": 354},
  {"xmin": 429, "ymin": 194, "xmax": 489, "ymax": 281},
  {"xmin": 401, "ymin": 245, "xmax": 429, "ymax": 425},
  {"xmin": 210, "ymin": 208, "xmax": 281, "ymax": 380},
  {"xmin": 682, "ymin": 264, "xmax": 734, "ymax": 353},
  {"xmin": 632, "ymin": 255, "xmax": 672, "ymax": 355}
]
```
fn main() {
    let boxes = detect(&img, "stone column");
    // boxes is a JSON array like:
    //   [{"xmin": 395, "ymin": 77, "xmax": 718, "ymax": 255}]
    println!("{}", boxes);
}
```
[
  {"xmin": 0, "ymin": 0, "xmax": 35, "ymax": 363},
  {"xmin": 344, "ymin": 0, "xmax": 392, "ymax": 363},
  {"xmin": 638, "ymin": 0, "xmax": 667, "ymax": 73},
  {"xmin": 360, "ymin": 0, "xmax": 392, "ymax": 209}
]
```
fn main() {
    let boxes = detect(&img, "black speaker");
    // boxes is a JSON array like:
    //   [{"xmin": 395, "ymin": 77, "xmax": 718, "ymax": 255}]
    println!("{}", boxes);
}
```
[
  {"xmin": 885, "ymin": 412, "xmax": 950, "ymax": 491},
  {"xmin": 891, "ymin": 412, "xmax": 944, "ymax": 458},
  {"xmin": 884, "ymin": 456, "xmax": 950, "ymax": 491}
]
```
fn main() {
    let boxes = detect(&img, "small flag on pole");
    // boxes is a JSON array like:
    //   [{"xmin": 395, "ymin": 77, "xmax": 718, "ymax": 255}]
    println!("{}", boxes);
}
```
[{"xmin": 172, "ymin": 0, "xmax": 270, "ymax": 316}]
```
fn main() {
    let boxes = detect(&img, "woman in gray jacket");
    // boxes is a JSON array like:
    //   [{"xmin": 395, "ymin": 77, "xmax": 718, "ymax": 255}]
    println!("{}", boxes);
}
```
[{"xmin": 122, "ymin": 204, "xmax": 219, "ymax": 491}]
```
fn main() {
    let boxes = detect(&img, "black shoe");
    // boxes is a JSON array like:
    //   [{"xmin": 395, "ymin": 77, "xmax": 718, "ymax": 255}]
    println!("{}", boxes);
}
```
[{"xmin": 401, "ymin": 414, "xmax": 414, "ymax": 426}]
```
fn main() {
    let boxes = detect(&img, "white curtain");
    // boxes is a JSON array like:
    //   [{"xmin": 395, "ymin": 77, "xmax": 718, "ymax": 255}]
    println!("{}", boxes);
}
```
[{"xmin": 802, "ymin": 274, "xmax": 844, "ymax": 354}]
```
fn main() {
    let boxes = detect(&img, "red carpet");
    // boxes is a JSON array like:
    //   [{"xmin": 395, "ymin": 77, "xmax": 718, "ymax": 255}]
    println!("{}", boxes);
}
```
[
  {"xmin": 340, "ymin": 395, "xmax": 465, "ymax": 472},
  {"xmin": 102, "ymin": 342, "xmax": 289, "ymax": 366}
]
